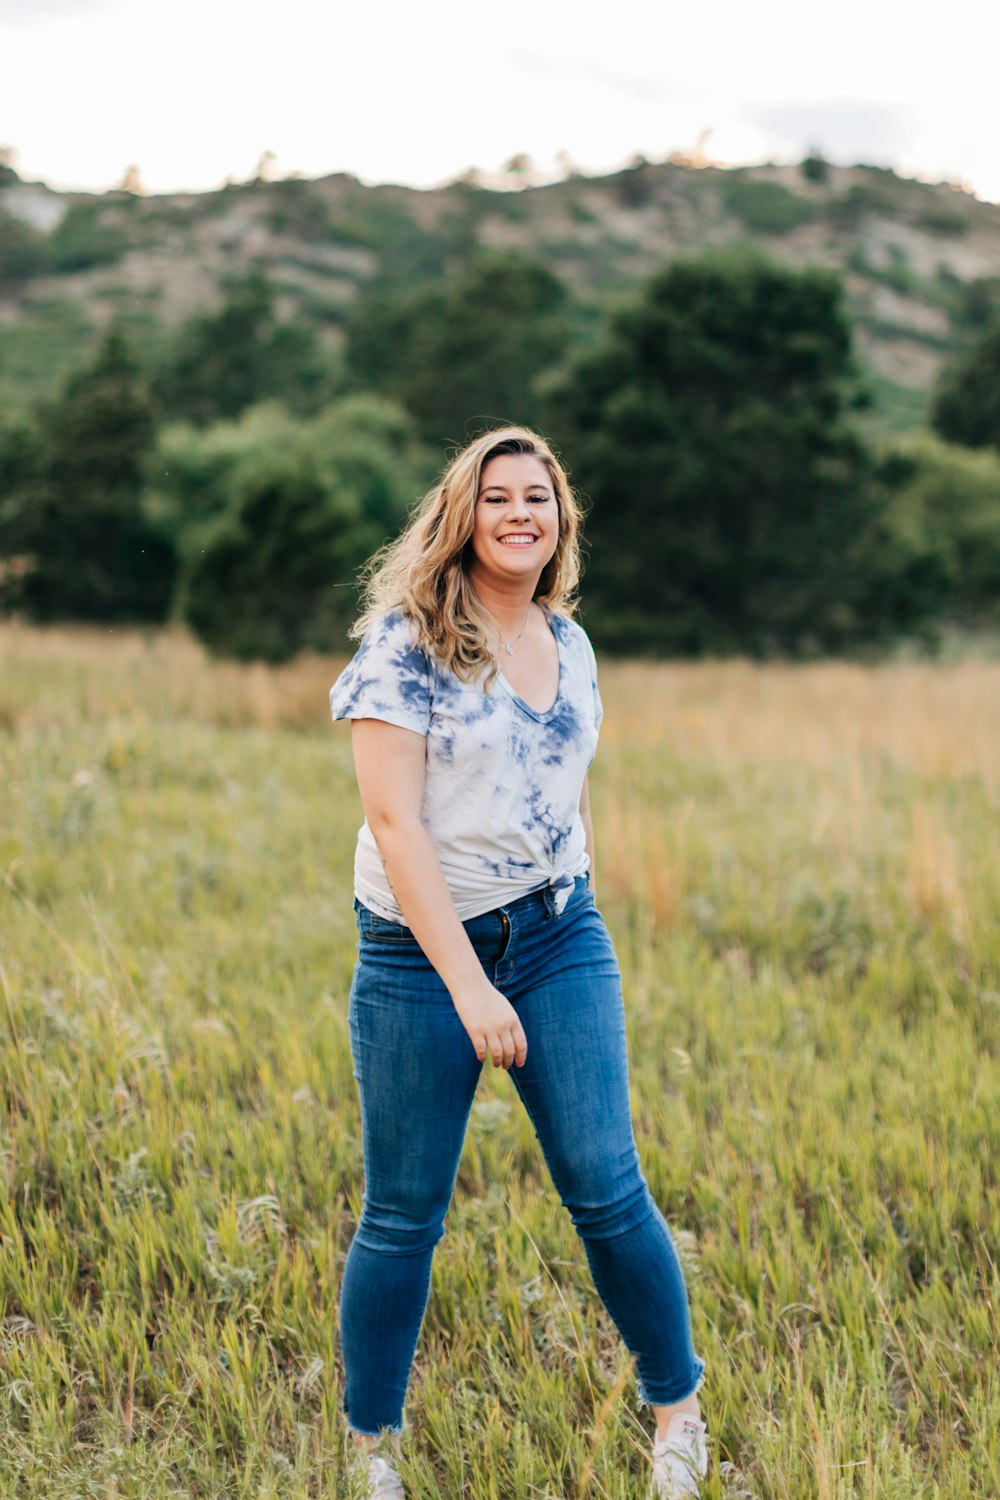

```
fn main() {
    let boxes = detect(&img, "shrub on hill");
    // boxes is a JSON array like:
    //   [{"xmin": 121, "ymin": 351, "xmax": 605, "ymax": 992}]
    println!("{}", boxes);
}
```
[
  {"xmin": 722, "ymin": 176, "xmax": 817, "ymax": 235},
  {"xmin": 0, "ymin": 206, "xmax": 47, "ymax": 288},
  {"xmin": 46, "ymin": 201, "xmax": 130, "ymax": 272}
]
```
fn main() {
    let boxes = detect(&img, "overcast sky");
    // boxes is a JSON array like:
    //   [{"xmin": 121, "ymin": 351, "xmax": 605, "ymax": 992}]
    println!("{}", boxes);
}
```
[{"xmin": 1, "ymin": 0, "xmax": 998, "ymax": 203}]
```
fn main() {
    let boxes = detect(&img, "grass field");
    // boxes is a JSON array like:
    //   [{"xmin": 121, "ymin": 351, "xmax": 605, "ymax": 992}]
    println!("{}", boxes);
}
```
[{"xmin": 1, "ymin": 624, "xmax": 998, "ymax": 1499}]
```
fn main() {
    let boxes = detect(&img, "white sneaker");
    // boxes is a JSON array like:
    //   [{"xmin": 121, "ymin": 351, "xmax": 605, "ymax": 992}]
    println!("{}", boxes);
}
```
[
  {"xmin": 650, "ymin": 1413, "xmax": 708, "ymax": 1497},
  {"xmin": 349, "ymin": 1449, "xmax": 404, "ymax": 1499}
]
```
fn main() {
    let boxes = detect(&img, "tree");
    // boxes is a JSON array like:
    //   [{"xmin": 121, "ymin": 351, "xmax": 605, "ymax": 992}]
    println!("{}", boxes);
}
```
[
  {"xmin": 503, "ymin": 153, "xmax": 535, "ymax": 190},
  {"xmin": 801, "ymin": 149, "xmax": 830, "ymax": 184},
  {"xmin": 154, "ymin": 268, "xmax": 328, "ymax": 425},
  {"xmin": 176, "ymin": 395, "xmax": 428, "ymax": 661},
  {"xmin": 345, "ymin": 250, "xmax": 573, "ymax": 447},
  {"xmin": 881, "ymin": 432, "xmax": 1000, "ymax": 629},
  {"xmin": 4, "ymin": 333, "xmax": 176, "ymax": 621},
  {"xmin": 931, "ymin": 320, "xmax": 1000, "ymax": 452},
  {"xmin": 549, "ymin": 253, "xmax": 924, "ymax": 655}
]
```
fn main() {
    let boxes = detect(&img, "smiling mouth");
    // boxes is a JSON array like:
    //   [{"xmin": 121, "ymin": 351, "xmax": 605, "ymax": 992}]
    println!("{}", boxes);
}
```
[{"xmin": 498, "ymin": 535, "xmax": 537, "ymax": 545}]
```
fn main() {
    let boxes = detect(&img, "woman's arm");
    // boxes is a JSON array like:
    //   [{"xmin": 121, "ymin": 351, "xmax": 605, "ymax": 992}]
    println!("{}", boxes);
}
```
[
  {"xmin": 350, "ymin": 717, "xmax": 528, "ymax": 1070},
  {"xmin": 580, "ymin": 775, "xmax": 597, "ymax": 902}
]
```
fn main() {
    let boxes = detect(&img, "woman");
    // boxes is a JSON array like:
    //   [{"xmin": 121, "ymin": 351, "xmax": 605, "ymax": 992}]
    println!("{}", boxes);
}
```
[{"xmin": 329, "ymin": 427, "xmax": 708, "ymax": 1498}]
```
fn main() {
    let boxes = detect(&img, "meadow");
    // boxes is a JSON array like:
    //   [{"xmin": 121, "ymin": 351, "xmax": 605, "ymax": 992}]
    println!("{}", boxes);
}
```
[{"xmin": 1, "ymin": 623, "xmax": 997, "ymax": 1499}]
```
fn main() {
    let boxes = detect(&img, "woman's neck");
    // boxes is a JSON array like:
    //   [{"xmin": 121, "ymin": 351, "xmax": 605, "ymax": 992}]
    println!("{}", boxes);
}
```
[{"xmin": 469, "ymin": 577, "xmax": 538, "ymax": 634}]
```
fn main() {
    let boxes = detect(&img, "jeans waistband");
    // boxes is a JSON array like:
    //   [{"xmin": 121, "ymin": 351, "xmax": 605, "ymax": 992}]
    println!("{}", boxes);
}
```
[{"xmin": 354, "ymin": 871, "xmax": 591, "ymax": 940}]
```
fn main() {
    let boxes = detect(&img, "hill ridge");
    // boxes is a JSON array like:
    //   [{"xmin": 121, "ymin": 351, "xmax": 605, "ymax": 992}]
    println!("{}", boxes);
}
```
[{"xmin": 3, "ymin": 156, "xmax": 1000, "ymax": 433}]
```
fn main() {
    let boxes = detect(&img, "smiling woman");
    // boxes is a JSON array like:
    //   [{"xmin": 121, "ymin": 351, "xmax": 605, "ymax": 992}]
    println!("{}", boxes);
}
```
[{"xmin": 328, "ymin": 427, "xmax": 709, "ymax": 1499}]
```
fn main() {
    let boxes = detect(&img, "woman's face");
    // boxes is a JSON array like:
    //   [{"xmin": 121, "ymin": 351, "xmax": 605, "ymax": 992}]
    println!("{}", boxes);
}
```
[{"xmin": 468, "ymin": 453, "xmax": 560, "ymax": 591}]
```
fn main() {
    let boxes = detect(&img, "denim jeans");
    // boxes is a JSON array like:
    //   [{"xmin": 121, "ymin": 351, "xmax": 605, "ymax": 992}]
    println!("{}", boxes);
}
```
[{"xmin": 339, "ymin": 874, "xmax": 706, "ymax": 1436}]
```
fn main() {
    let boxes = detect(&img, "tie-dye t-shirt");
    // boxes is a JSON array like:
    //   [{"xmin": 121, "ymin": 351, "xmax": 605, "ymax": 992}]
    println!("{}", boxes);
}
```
[{"xmin": 328, "ymin": 606, "xmax": 603, "ymax": 923}]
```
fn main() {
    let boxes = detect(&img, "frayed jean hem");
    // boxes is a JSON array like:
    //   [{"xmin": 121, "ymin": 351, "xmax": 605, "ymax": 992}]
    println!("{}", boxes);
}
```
[
  {"xmin": 637, "ymin": 1355, "xmax": 707, "ymax": 1407},
  {"xmin": 345, "ymin": 1417, "xmax": 406, "ymax": 1440}
]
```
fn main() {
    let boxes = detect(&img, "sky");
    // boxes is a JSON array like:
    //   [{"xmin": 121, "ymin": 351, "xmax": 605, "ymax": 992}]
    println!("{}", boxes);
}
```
[{"xmin": 1, "ymin": 0, "xmax": 999, "ymax": 203}]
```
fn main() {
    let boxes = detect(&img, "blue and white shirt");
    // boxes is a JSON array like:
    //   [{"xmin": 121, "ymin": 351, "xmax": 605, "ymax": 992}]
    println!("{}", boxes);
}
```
[{"xmin": 329, "ymin": 607, "xmax": 603, "ymax": 922}]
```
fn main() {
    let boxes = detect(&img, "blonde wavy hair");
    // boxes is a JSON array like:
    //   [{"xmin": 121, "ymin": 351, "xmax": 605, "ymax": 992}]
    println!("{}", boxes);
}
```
[{"xmin": 351, "ymin": 426, "xmax": 583, "ymax": 683}]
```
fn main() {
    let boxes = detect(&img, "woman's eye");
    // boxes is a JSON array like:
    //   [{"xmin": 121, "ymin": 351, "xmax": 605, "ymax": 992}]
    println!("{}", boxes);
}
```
[{"xmin": 478, "ymin": 494, "xmax": 551, "ymax": 504}]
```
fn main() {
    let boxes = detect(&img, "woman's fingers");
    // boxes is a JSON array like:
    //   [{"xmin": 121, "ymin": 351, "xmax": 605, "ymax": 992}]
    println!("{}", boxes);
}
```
[{"xmin": 475, "ymin": 1025, "xmax": 528, "ymax": 1069}]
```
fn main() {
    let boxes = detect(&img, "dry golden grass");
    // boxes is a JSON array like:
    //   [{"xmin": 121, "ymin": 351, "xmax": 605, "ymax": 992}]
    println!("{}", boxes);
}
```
[
  {"xmin": 599, "ymin": 656, "xmax": 1000, "ymax": 787},
  {"xmin": 5, "ymin": 622, "xmax": 999, "ymax": 781}
]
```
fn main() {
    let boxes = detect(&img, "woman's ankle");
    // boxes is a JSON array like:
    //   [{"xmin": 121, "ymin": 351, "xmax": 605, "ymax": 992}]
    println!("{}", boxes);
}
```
[
  {"xmin": 349, "ymin": 1428, "xmax": 402, "ymax": 1456},
  {"xmin": 652, "ymin": 1394, "xmax": 702, "ymax": 1444}
]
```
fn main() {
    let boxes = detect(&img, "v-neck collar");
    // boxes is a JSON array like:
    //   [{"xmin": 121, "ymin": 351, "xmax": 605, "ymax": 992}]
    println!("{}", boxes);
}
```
[{"xmin": 495, "ymin": 604, "xmax": 563, "ymax": 721}]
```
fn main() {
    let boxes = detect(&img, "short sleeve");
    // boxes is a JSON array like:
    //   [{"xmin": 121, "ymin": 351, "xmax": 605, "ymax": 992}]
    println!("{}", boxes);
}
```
[
  {"xmin": 585, "ymin": 634, "xmax": 603, "ymax": 733},
  {"xmin": 329, "ymin": 612, "xmax": 432, "ymax": 737}
]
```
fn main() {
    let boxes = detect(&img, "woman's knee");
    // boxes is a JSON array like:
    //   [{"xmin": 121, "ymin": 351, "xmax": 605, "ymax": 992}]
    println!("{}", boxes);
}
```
[
  {"xmin": 551, "ymin": 1149, "xmax": 656, "ymax": 1242},
  {"xmin": 353, "ymin": 1192, "xmax": 450, "ymax": 1257}
]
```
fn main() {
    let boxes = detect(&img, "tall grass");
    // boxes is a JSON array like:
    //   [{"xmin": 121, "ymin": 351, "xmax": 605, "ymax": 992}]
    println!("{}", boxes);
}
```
[{"xmin": 1, "ymin": 624, "xmax": 997, "ymax": 1498}]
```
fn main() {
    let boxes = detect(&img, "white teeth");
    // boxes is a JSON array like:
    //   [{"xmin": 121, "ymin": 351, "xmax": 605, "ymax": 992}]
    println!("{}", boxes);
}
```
[{"xmin": 499, "ymin": 535, "xmax": 536, "ymax": 545}]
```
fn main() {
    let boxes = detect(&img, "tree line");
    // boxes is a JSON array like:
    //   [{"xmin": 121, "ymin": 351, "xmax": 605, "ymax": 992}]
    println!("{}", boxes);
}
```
[{"xmin": 2, "ymin": 249, "xmax": 999, "ymax": 661}]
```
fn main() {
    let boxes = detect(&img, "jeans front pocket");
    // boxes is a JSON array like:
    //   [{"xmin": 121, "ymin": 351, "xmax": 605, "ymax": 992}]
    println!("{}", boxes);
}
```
[{"xmin": 354, "ymin": 901, "xmax": 422, "ymax": 946}]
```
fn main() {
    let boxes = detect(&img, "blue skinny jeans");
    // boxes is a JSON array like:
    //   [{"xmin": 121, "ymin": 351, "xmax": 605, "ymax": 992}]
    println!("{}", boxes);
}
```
[{"xmin": 338, "ymin": 874, "xmax": 706, "ymax": 1436}]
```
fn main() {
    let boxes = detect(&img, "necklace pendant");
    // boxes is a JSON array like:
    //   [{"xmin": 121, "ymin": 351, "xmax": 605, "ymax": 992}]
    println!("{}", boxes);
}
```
[{"xmin": 504, "ymin": 643, "xmax": 514, "ymax": 656}]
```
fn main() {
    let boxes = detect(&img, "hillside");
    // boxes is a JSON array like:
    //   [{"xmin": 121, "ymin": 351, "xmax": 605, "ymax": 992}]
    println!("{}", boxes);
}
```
[{"xmin": 2, "ymin": 156, "xmax": 1000, "ymax": 434}]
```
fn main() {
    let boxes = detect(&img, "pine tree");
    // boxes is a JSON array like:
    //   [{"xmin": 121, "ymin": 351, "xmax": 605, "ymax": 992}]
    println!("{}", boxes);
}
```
[{"xmin": 10, "ymin": 333, "xmax": 175, "ymax": 621}]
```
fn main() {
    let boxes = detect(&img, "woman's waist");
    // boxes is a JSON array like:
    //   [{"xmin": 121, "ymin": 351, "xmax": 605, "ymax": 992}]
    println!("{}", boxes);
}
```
[
  {"xmin": 354, "ymin": 822, "xmax": 587, "ymax": 918},
  {"xmin": 354, "ymin": 871, "xmax": 593, "ymax": 954}
]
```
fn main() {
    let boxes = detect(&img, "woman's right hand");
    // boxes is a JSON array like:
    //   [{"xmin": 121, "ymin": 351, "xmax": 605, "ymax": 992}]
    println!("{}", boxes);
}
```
[{"xmin": 450, "ymin": 981, "xmax": 528, "ymax": 1069}]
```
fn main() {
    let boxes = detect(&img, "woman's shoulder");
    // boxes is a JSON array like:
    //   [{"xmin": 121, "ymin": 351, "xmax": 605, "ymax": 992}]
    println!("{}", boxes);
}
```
[
  {"xmin": 545, "ymin": 608, "xmax": 597, "ymax": 663},
  {"xmin": 360, "ymin": 606, "xmax": 417, "ymax": 642},
  {"xmin": 356, "ymin": 609, "xmax": 431, "ymax": 664},
  {"xmin": 330, "ymin": 609, "xmax": 432, "ymax": 727}
]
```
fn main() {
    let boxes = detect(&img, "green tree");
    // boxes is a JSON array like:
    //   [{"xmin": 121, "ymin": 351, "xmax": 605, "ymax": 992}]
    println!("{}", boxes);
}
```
[
  {"xmin": 801, "ymin": 149, "xmax": 830, "ymax": 184},
  {"xmin": 932, "ymin": 320, "xmax": 1000, "ymax": 452},
  {"xmin": 550, "ymin": 253, "xmax": 926, "ymax": 655},
  {"xmin": 175, "ymin": 395, "xmax": 428, "ymax": 661},
  {"xmin": 881, "ymin": 433, "xmax": 1000, "ymax": 629},
  {"xmin": 0, "ymin": 408, "xmax": 43, "ymax": 602},
  {"xmin": 3, "ymin": 333, "xmax": 175, "ymax": 621},
  {"xmin": 345, "ymin": 250, "xmax": 573, "ymax": 446},
  {"xmin": 154, "ymin": 268, "xmax": 329, "ymax": 425}
]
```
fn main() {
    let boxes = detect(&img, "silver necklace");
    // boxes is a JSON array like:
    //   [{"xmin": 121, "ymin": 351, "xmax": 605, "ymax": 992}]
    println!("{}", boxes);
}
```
[{"xmin": 491, "ymin": 602, "xmax": 533, "ymax": 656}]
